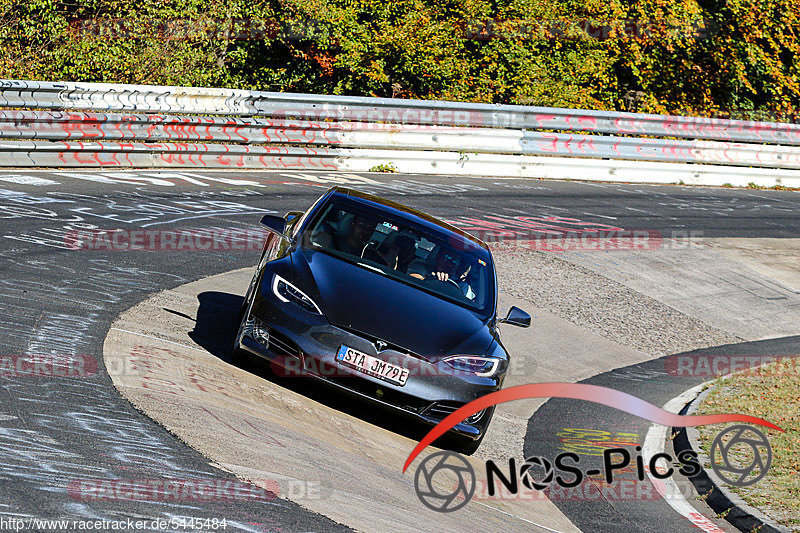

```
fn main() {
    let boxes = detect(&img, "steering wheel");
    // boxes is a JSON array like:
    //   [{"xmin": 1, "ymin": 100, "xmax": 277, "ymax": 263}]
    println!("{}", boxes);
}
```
[{"xmin": 426, "ymin": 273, "xmax": 460, "ymax": 288}]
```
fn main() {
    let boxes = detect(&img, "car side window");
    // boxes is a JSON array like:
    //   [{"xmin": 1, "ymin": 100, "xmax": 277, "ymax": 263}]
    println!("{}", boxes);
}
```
[{"xmin": 308, "ymin": 207, "xmax": 339, "ymax": 248}]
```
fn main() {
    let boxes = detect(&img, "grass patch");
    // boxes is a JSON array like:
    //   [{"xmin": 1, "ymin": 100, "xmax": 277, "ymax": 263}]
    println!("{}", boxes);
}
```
[
  {"xmin": 696, "ymin": 360, "xmax": 800, "ymax": 529},
  {"xmin": 368, "ymin": 163, "xmax": 397, "ymax": 173}
]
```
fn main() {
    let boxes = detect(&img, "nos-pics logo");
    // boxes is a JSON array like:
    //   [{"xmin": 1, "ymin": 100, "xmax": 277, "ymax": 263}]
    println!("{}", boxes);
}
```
[
  {"xmin": 412, "ymin": 425, "xmax": 773, "ymax": 512},
  {"xmin": 402, "ymin": 383, "xmax": 782, "ymax": 512}
]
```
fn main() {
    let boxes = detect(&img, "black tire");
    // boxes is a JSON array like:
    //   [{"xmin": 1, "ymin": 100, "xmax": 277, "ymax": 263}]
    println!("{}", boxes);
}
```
[
  {"xmin": 230, "ymin": 300, "xmax": 249, "ymax": 364},
  {"xmin": 231, "ymin": 270, "xmax": 259, "ymax": 364}
]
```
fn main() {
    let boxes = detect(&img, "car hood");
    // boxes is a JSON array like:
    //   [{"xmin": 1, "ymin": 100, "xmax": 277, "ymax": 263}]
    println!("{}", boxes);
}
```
[{"xmin": 293, "ymin": 250, "xmax": 493, "ymax": 359}]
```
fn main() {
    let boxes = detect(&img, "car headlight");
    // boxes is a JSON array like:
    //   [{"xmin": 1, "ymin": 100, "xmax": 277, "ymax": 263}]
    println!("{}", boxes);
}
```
[
  {"xmin": 442, "ymin": 356, "xmax": 501, "ymax": 377},
  {"xmin": 272, "ymin": 274, "xmax": 322, "ymax": 314}
]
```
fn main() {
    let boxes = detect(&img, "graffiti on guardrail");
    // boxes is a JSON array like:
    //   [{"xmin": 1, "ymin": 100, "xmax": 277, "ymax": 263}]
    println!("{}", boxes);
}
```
[
  {"xmin": 7, "ymin": 110, "xmax": 800, "ymax": 169},
  {"xmin": 0, "ymin": 110, "xmax": 346, "ymax": 145}
]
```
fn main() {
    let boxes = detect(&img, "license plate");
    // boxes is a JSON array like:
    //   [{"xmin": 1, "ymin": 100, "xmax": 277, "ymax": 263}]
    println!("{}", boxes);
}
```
[{"xmin": 336, "ymin": 345, "xmax": 409, "ymax": 386}]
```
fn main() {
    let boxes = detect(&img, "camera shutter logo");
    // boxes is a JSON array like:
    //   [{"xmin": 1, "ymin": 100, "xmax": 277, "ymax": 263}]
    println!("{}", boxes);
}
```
[
  {"xmin": 520, "ymin": 456, "xmax": 555, "ymax": 490},
  {"xmin": 413, "ymin": 451, "xmax": 475, "ymax": 512},
  {"xmin": 710, "ymin": 425, "xmax": 772, "ymax": 487}
]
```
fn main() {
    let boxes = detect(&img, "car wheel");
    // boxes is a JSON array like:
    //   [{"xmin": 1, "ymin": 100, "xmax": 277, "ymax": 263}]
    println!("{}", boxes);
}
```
[{"xmin": 230, "ymin": 300, "xmax": 249, "ymax": 364}]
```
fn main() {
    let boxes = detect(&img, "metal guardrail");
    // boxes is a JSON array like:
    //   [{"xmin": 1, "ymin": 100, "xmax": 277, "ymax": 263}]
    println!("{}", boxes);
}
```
[
  {"xmin": 4, "ymin": 79, "xmax": 800, "ymax": 143},
  {"xmin": 3, "ymin": 109, "xmax": 800, "ymax": 170},
  {"xmin": 1, "ymin": 79, "xmax": 799, "ymax": 188}
]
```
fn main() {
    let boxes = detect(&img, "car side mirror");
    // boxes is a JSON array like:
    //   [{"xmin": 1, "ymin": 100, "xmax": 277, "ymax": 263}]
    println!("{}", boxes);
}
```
[
  {"xmin": 260, "ymin": 214, "xmax": 291, "ymax": 241},
  {"xmin": 284, "ymin": 211, "xmax": 304, "ymax": 225},
  {"xmin": 498, "ymin": 306, "xmax": 530, "ymax": 328}
]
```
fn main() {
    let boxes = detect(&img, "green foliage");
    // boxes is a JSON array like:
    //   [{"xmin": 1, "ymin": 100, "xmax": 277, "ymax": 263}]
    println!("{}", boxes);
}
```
[
  {"xmin": 368, "ymin": 163, "xmax": 397, "ymax": 173},
  {"xmin": 1, "ymin": 0, "xmax": 798, "ymax": 116}
]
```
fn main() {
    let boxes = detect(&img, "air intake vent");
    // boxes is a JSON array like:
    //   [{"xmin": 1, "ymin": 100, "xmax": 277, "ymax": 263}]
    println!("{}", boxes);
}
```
[
  {"xmin": 268, "ymin": 329, "xmax": 302, "ymax": 357},
  {"xmin": 425, "ymin": 401, "xmax": 485, "ymax": 424}
]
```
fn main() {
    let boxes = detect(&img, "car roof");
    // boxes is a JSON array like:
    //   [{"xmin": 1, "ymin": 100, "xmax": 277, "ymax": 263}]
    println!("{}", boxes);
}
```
[{"xmin": 326, "ymin": 186, "xmax": 489, "ymax": 252}]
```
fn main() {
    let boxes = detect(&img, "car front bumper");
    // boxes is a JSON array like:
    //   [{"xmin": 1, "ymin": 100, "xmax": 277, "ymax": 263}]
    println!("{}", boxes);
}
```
[{"xmin": 237, "ymin": 294, "xmax": 501, "ymax": 440}]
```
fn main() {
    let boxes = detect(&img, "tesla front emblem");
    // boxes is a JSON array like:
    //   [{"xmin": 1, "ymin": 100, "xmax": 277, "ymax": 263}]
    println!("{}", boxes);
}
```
[{"xmin": 374, "ymin": 340, "xmax": 387, "ymax": 352}]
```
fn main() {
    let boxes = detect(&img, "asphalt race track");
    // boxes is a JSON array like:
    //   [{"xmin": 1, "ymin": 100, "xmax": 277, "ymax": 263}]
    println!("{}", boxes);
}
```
[
  {"xmin": 0, "ymin": 169, "xmax": 798, "ymax": 532},
  {"xmin": 525, "ymin": 335, "xmax": 800, "ymax": 533}
]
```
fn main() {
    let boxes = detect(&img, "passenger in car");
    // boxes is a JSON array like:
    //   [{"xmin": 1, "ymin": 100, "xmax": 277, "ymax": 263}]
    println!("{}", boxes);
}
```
[
  {"xmin": 313, "ymin": 212, "xmax": 376, "ymax": 257},
  {"xmin": 393, "ymin": 234, "xmax": 417, "ymax": 272},
  {"xmin": 342, "ymin": 215, "xmax": 376, "ymax": 256},
  {"xmin": 366, "ymin": 232, "xmax": 417, "ymax": 272}
]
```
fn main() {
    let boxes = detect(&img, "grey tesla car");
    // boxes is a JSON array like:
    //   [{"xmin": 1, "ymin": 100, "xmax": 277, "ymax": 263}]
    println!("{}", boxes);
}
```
[{"xmin": 232, "ymin": 187, "xmax": 530, "ymax": 452}]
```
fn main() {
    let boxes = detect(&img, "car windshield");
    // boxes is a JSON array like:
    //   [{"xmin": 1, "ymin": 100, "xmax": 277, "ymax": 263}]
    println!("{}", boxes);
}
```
[{"xmin": 302, "ymin": 201, "xmax": 494, "ymax": 313}]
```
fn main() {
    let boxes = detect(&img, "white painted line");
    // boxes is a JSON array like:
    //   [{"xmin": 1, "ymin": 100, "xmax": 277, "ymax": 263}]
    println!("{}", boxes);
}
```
[
  {"xmin": 642, "ymin": 382, "xmax": 724, "ymax": 533},
  {"xmin": 139, "ymin": 210, "xmax": 273, "ymax": 227},
  {"xmin": 582, "ymin": 212, "xmax": 618, "ymax": 220},
  {"xmin": 471, "ymin": 500, "xmax": 567, "ymax": 533},
  {"xmin": 0, "ymin": 175, "xmax": 59, "ymax": 186},
  {"xmin": 109, "ymin": 327, "xmax": 209, "ymax": 354},
  {"xmin": 624, "ymin": 206, "xmax": 657, "ymax": 215},
  {"xmin": 218, "ymin": 462, "xmax": 568, "ymax": 533}
]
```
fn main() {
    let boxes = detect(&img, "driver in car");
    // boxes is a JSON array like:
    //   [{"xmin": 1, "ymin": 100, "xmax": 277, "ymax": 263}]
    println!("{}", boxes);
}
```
[
  {"xmin": 410, "ymin": 249, "xmax": 456, "ymax": 281},
  {"xmin": 407, "ymin": 248, "xmax": 473, "ymax": 296},
  {"xmin": 408, "ymin": 248, "xmax": 477, "ymax": 302}
]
